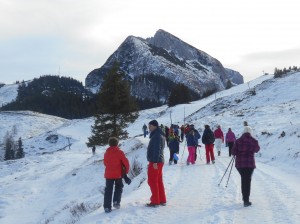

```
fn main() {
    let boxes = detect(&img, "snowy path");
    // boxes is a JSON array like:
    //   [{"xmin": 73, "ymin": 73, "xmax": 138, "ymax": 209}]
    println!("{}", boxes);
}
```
[{"xmin": 80, "ymin": 139, "xmax": 300, "ymax": 224}]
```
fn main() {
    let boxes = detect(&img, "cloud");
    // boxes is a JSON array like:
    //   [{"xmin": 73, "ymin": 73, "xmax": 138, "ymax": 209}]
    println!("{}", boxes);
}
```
[
  {"xmin": 0, "ymin": 0, "xmax": 299, "ymax": 84},
  {"xmin": 225, "ymin": 48, "xmax": 300, "ymax": 81}
]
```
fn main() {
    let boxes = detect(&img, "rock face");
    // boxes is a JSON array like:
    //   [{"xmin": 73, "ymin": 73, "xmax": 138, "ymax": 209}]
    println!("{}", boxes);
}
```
[
  {"xmin": 225, "ymin": 68, "xmax": 244, "ymax": 85},
  {"xmin": 86, "ymin": 29, "xmax": 243, "ymax": 102}
]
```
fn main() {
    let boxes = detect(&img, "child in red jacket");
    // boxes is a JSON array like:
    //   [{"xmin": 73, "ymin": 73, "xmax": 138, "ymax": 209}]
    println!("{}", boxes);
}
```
[{"xmin": 103, "ymin": 137, "xmax": 130, "ymax": 213}]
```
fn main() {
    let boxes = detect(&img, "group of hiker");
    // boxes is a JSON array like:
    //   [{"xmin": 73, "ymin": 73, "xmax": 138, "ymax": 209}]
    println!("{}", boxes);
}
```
[
  {"xmin": 101, "ymin": 120, "xmax": 260, "ymax": 213},
  {"xmin": 145, "ymin": 122, "xmax": 238, "ymax": 166}
]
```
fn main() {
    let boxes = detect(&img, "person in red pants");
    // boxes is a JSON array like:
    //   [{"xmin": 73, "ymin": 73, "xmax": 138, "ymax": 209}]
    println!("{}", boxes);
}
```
[
  {"xmin": 146, "ymin": 120, "xmax": 166, "ymax": 207},
  {"xmin": 202, "ymin": 125, "xmax": 216, "ymax": 164}
]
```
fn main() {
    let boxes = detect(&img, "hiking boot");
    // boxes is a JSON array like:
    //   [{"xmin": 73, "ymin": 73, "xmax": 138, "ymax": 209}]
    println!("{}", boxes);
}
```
[
  {"xmin": 160, "ymin": 202, "xmax": 167, "ymax": 206},
  {"xmin": 113, "ymin": 202, "xmax": 120, "ymax": 209},
  {"xmin": 146, "ymin": 203, "xmax": 159, "ymax": 208},
  {"xmin": 212, "ymin": 160, "xmax": 215, "ymax": 164},
  {"xmin": 244, "ymin": 201, "xmax": 252, "ymax": 207},
  {"xmin": 207, "ymin": 162, "xmax": 210, "ymax": 165},
  {"xmin": 104, "ymin": 208, "xmax": 112, "ymax": 213}
]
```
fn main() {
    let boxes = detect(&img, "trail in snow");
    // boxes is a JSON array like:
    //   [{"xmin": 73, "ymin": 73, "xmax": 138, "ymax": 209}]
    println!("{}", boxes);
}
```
[{"xmin": 80, "ymin": 137, "xmax": 300, "ymax": 224}]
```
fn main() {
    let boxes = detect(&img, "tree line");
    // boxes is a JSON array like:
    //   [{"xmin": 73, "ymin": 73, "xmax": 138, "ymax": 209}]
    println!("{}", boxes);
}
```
[{"xmin": 274, "ymin": 66, "xmax": 299, "ymax": 78}]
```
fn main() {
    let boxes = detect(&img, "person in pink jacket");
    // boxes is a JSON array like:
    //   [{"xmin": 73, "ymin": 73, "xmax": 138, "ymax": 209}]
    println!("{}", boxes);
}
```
[
  {"xmin": 214, "ymin": 125, "xmax": 224, "ymax": 156},
  {"xmin": 225, "ymin": 128, "xmax": 236, "ymax": 157}
]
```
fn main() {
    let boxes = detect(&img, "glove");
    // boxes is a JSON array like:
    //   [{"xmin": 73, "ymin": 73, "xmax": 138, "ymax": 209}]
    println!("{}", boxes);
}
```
[{"xmin": 123, "ymin": 174, "xmax": 131, "ymax": 185}]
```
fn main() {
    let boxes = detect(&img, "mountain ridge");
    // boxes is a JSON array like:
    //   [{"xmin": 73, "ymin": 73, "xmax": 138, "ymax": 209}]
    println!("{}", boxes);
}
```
[{"xmin": 86, "ymin": 29, "xmax": 244, "ymax": 102}]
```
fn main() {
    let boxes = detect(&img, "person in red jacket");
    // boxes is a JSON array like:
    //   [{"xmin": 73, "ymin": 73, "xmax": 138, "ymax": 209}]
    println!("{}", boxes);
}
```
[{"xmin": 103, "ymin": 137, "xmax": 130, "ymax": 213}]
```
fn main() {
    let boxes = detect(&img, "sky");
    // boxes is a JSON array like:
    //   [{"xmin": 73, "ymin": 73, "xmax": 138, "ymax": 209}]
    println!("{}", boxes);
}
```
[{"xmin": 0, "ymin": 0, "xmax": 299, "ymax": 84}]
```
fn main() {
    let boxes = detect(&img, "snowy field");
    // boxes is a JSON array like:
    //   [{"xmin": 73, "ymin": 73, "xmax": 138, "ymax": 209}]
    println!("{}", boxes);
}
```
[
  {"xmin": 0, "ymin": 72, "xmax": 299, "ymax": 224},
  {"xmin": 0, "ymin": 83, "xmax": 18, "ymax": 106}
]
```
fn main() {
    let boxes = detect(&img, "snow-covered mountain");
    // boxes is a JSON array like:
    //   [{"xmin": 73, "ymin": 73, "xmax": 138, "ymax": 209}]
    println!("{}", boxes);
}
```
[
  {"xmin": 86, "ymin": 30, "xmax": 243, "ymax": 101},
  {"xmin": 1, "ymin": 72, "xmax": 299, "ymax": 223}
]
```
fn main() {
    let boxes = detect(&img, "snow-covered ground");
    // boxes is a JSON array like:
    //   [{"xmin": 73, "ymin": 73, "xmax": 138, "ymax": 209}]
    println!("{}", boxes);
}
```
[
  {"xmin": 0, "ymin": 73, "xmax": 299, "ymax": 224},
  {"xmin": 0, "ymin": 83, "xmax": 18, "ymax": 106}
]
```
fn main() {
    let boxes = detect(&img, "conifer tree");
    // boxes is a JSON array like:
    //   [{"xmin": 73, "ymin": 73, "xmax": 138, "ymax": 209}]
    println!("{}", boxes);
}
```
[
  {"xmin": 167, "ymin": 83, "xmax": 191, "ymax": 107},
  {"xmin": 4, "ymin": 132, "xmax": 15, "ymax": 161},
  {"xmin": 87, "ymin": 62, "xmax": 139, "ymax": 146},
  {"xmin": 16, "ymin": 137, "xmax": 25, "ymax": 159}
]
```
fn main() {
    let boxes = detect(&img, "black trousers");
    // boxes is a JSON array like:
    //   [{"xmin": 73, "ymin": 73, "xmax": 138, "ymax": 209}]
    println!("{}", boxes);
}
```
[
  {"xmin": 228, "ymin": 142, "xmax": 234, "ymax": 157},
  {"xmin": 104, "ymin": 178, "xmax": 124, "ymax": 209},
  {"xmin": 237, "ymin": 168, "xmax": 254, "ymax": 202}
]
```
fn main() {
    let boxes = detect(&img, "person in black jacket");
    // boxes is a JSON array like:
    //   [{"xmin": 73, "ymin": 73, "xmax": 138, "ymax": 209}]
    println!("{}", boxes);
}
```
[
  {"xmin": 146, "ymin": 120, "xmax": 166, "ymax": 207},
  {"xmin": 202, "ymin": 125, "xmax": 215, "ymax": 164}
]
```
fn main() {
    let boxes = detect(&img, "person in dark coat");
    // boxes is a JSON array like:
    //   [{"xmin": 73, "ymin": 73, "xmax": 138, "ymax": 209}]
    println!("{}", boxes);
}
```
[
  {"xmin": 103, "ymin": 137, "xmax": 130, "ymax": 213},
  {"xmin": 168, "ymin": 132, "xmax": 180, "ymax": 165},
  {"xmin": 225, "ymin": 128, "xmax": 236, "ymax": 157},
  {"xmin": 180, "ymin": 125, "xmax": 185, "ymax": 141},
  {"xmin": 143, "ymin": 124, "xmax": 148, "ymax": 138},
  {"xmin": 232, "ymin": 126, "xmax": 260, "ymax": 207},
  {"xmin": 146, "ymin": 120, "xmax": 166, "ymax": 207},
  {"xmin": 202, "ymin": 125, "xmax": 215, "ymax": 164}
]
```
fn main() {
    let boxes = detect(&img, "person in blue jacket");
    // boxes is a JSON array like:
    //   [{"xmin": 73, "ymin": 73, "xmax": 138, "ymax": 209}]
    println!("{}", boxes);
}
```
[
  {"xmin": 186, "ymin": 130, "xmax": 197, "ymax": 165},
  {"xmin": 190, "ymin": 124, "xmax": 201, "ymax": 161},
  {"xmin": 146, "ymin": 120, "xmax": 167, "ymax": 207}
]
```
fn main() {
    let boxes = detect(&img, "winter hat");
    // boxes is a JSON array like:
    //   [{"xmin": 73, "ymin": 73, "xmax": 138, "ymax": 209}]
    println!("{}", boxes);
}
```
[
  {"xmin": 149, "ymin": 120, "xmax": 159, "ymax": 127},
  {"xmin": 243, "ymin": 126, "xmax": 253, "ymax": 135}
]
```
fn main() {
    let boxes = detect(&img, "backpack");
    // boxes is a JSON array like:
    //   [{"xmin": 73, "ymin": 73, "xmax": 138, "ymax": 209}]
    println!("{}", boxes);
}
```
[{"xmin": 207, "ymin": 130, "xmax": 215, "ymax": 144}]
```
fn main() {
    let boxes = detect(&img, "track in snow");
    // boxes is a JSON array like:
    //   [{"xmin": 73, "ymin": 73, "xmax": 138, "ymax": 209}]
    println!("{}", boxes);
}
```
[{"xmin": 80, "ymin": 140, "xmax": 300, "ymax": 224}]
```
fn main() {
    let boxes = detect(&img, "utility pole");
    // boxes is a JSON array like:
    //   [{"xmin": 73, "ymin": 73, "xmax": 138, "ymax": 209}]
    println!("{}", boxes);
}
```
[{"xmin": 183, "ymin": 106, "xmax": 185, "ymax": 125}]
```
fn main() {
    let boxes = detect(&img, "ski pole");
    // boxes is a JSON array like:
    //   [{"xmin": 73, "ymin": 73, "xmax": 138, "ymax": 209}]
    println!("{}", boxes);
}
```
[
  {"xmin": 225, "ymin": 157, "xmax": 235, "ymax": 187},
  {"xmin": 218, "ymin": 157, "xmax": 234, "ymax": 186}
]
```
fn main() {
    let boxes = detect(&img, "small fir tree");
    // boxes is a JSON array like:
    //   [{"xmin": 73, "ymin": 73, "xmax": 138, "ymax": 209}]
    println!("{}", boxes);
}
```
[
  {"xmin": 15, "ymin": 137, "xmax": 25, "ymax": 159},
  {"xmin": 87, "ymin": 62, "xmax": 139, "ymax": 146},
  {"xmin": 4, "ymin": 132, "xmax": 15, "ymax": 161}
]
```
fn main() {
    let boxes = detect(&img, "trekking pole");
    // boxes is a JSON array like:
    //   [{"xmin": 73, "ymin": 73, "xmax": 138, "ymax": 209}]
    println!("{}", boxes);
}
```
[
  {"xmin": 218, "ymin": 156, "xmax": 234, "ymax": 186},
  {"xmin": 225, "ymin": 157, "xmax": 235, "ymax": 187}
]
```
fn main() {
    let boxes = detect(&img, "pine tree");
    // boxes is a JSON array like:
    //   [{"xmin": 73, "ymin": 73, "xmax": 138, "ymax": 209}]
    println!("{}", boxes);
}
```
[
  {"xmin": 87, "ymin": 62, "xmax": 139, "ymax": 146},
  {"xmin": 15, "ymin": 137, "xmax": 25, "ymax": 159},
  {"xmin": 168, "ymin": 83, "xmax": 191, "ymax": 107},
  {"xmin": 4, "ymin": 132, "xmax": 15, "ymax": 161}
]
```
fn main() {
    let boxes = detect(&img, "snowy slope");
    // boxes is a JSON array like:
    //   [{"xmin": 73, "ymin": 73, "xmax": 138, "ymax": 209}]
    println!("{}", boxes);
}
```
[
  {"xmin": 0, "ymin": 73, "xmax": 299, "ymax": 224},
  {"xmin": 0, "ymin": 83, "xmax": 18, "ymax": 106}
]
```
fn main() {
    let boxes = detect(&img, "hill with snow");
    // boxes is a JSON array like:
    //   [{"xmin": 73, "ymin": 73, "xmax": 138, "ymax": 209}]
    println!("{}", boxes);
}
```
[
  {"xmin": 0, "ymin": 72, "xmax": 299, "ymax": 224},
  {"xmin": 0, "ymin": 83, "xmax": 18, "ymax": 106}
]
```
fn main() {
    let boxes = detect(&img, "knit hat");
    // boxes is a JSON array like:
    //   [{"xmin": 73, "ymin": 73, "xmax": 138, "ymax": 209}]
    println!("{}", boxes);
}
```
[
  {"xmin": 243, "ymin": 126, "xmax": 252, "ymax": 135},
  {"xmin": 149, "ymin": 120, "xmax": 159, "ymax": 127}
]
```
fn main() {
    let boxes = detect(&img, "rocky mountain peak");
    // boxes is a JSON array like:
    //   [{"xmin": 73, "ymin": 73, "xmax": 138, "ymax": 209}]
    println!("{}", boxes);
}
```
[{"xmin": 85, "ymin": 29, "xmax": 244, "ymax": 104}]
